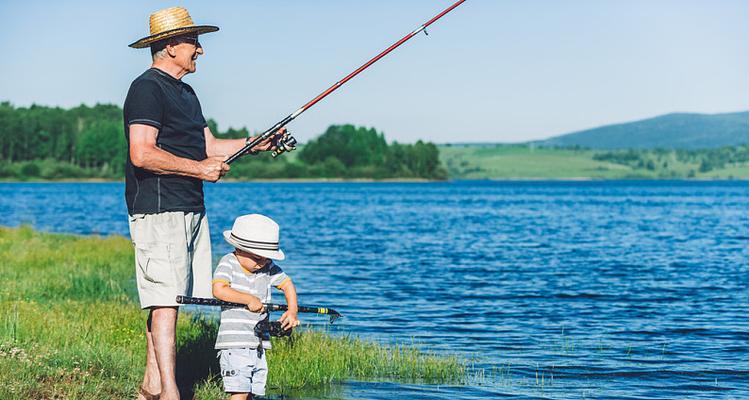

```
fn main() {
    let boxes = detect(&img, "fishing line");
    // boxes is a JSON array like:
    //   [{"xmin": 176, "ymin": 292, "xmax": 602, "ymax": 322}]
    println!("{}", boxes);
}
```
[{"xmin": 226, "ymin": 0, "xmax": 467, "ymax": 163}]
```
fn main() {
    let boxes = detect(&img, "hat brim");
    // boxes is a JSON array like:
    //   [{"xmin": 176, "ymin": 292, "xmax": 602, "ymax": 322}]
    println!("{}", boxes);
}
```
[
  {"xmin": 129, "ymin": 25, "xmax": 219, "ymax": 49},
  {"xmin": 223, "ymin": 230, "xmax": 286, "ymax": 261}
]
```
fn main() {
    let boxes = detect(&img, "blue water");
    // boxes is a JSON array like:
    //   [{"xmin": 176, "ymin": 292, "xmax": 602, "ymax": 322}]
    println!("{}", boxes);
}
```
[{"xmin": 1, "ymin": 181, "xmax": 748, "ymax": 399}]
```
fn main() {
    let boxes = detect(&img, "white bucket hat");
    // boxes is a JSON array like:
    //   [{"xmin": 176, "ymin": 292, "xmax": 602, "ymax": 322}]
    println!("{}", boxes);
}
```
[{"xmin": 223, "ymin": 214, "xmax": 285, "ymax": 260}]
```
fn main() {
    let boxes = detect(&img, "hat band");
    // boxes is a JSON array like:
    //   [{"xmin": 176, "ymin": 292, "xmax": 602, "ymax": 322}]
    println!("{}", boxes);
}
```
[{"xmin": 230, "ymin": 233, "xmax": 279, "ymax": 251}]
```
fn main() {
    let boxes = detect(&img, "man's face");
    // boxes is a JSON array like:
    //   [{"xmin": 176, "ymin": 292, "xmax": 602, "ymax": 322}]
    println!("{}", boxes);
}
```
[{"xmin": 170, "ymin": 35, "xmax": 203, "ymax": 73}]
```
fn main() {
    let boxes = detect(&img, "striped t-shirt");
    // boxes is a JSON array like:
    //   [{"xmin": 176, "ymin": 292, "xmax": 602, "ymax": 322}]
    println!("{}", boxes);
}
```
[{"xmin": 212, "ymin": 252, "xmax": 291, "ymax": 350}]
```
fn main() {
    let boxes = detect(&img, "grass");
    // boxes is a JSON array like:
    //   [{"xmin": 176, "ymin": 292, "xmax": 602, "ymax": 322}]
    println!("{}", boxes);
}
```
[
  {"xmin": 440, "ymin": 144, "xmax": 632, "ymax": 179},
  {"xmin": 0, "ymin": 225, "xmax": 465, "ymax": 399},
  {"xmin": 439, "ymin": 144, "xmax": 749, "ymax": 179}
]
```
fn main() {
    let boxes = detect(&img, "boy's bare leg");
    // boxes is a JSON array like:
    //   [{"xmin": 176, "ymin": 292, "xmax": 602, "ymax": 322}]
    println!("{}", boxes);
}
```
[
  {"xmin": 150, "ymin": 306, "xmax": 180, "ymax": 400},
  {"xmin": 138, "ymin": 310, "xmax": 162, "ymax": 399},
  {"xmin": 229, "ymin": 393, "xmax": 250, "ymax": 400}
]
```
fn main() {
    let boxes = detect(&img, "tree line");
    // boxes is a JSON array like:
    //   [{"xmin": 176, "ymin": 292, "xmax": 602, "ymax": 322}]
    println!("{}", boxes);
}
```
[
  {"xmin": 0, "ymin": 102, "xmax": 446, "ymax": 180},
  {"xmin": 593, "ymin": 146, "xmax": 749, "ymax": 176},
  {"xmin": 0, "ymin": 102, "xmax": 125, "ymax": 179}
]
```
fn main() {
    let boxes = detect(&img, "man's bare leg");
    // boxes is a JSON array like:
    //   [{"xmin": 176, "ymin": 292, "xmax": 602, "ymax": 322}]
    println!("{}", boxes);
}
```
[
  {"xmin": 148, "ymin": 306, "xmax": 180, "ymax": 400},
  {"xmin": 139, "ymin": 310, "xmax": 163, "ymax": 399}
]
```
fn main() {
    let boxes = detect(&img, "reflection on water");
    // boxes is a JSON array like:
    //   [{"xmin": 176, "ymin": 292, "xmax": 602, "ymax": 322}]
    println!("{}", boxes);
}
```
[{"xmin": 2, "ymin": 180, "xmax": 749, "ymax": 399}]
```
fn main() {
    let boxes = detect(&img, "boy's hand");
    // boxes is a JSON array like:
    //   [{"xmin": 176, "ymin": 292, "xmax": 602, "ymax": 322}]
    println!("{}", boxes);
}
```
[
  {"xmin": 279, "ymin": 310, "xmax": 300, "ymax": 331},
  {"xmin": 246, "ymin": 297, "xmax": 264, "ymax": 313}
]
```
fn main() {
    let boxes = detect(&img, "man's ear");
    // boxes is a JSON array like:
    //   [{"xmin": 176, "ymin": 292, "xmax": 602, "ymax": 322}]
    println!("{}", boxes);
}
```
[{"xmin": 166, "ymin": 43, "xmax": 177, "ymax": 57}]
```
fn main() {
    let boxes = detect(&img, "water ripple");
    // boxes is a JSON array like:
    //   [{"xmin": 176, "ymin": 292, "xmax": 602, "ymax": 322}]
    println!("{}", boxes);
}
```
[{"xmin": 2, "ymin": 180, "xmax": 749, "ymax": 398}]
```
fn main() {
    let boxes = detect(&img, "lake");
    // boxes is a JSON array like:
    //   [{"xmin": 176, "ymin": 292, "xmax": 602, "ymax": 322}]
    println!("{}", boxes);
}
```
[{"xmin": 1, "ymin": 180, "xmax": 748, "ymax": 399}]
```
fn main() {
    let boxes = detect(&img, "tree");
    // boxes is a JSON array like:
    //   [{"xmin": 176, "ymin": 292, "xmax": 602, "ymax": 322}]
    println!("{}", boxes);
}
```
[
  {"xmin": 76, "ymin": 120, "xmax": 124, "ymax": 170},
  {"xmin": 299, "ymin": 125, "xmax": 388, "ymax": 168},
  {"xmin": 0, "ymin": 103, "xmax": 447, "ymax": 180}
]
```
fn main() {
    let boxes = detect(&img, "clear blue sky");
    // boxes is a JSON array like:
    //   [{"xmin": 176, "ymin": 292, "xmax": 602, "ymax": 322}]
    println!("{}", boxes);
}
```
[{"xmin": 1, "ymin": 0, "xmax": 747, "ymax": 143}]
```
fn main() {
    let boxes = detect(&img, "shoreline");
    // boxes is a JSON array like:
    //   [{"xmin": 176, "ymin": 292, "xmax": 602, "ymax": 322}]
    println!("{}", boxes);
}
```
[
  {"xmin": 0, "ymin": 177, "xmax": 436, "ymax": 183},
  {"xmin": 1, "ymin": 177, "xmax": 748, "ymax": 183},
  {"xmin": 0, "ymin": 226, "xmax": 465, "ymax": 398}
]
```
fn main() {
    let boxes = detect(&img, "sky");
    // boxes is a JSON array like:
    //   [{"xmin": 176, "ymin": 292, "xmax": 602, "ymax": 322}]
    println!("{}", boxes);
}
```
[{"xmin": 1, "ymin": 0, "xmax": 748, "ymax": 144}]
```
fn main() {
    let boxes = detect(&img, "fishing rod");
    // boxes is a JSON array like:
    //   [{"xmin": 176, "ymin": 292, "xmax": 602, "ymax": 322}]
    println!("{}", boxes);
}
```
[
  {"xmin": 176, "ymin": 295, "xmax": 343, "ymax": 324},
  {"xmin": 227, "ymin": 0, "xmax": 467, "ymax": 163}
]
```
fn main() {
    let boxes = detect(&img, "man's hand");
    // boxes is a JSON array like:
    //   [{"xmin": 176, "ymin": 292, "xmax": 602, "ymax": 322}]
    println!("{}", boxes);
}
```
[
  {"xmin": 247, "ymin": 128, "xmax": 287, "ymax": 153},
  {"xmin": 278, "ymin": 309, "xmax": 300, "ymax": 331},
  {"xmin": 198, "ymin": 156, "xmax": 229, "ymax": 182}
]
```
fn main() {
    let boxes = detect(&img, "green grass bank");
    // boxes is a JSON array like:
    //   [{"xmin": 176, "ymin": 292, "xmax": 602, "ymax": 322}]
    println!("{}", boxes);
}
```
[
  {"xmin": 0, "ymin": 226, "xmax": 464, "ymax": 399},
  {"xmin": 440, "ymin": 144, "xmax": 749, "ymax": 179}
]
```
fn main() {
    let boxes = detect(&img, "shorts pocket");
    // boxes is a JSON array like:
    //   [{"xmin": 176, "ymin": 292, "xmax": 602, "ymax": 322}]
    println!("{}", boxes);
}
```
[
  {"xmin": 219, "ymin": 350, "xmax": 232, "ymax": 376},
  {"xmin": 220, "ymin": 349, "xmax": 252, "ymax": 377},
  {"xmin": 136, "ymin": 242, "xmax": 176, "ymax": 285}
]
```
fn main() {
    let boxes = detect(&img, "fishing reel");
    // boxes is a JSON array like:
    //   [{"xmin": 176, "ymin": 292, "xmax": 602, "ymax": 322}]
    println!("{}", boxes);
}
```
[
  {"xmin": 271, "ymin": 131, "xmax": 297, "ymax": 158},
  {"xmin": 254, "ymin": 317, "xmax": 292, "ymax": 338}
]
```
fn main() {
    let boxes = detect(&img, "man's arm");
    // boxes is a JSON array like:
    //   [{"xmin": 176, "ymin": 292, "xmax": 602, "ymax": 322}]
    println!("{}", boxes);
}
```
[
  {"xmin": 203, "ymin": 126, "xmax": 246, "ymax": 158},
  {"xmin": 130, "ymin": 123, "xmax": 228, "ymax": 182},
  {"xmin": 204, "ymin": 126, "xmax": 286, "ymax": 158}
]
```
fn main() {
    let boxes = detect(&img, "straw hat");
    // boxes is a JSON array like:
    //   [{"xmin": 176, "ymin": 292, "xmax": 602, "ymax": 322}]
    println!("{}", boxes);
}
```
[
  {"xmin": 129, "ymin": 7, "xmax": 218, "ymax": 49},
  {"xmin": 223, "ymin": 214, "xmax": 286, "ymax": 261}
]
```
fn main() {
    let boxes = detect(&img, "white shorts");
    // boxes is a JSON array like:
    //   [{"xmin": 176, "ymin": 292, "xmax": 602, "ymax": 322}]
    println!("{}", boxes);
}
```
[
  {"xmin": 218, "ymin": 348, "xmax": 268, "ymax": 395},
  {"xmin": 128, "ymin": 211, "xmax": 213, "ymax": 309}
]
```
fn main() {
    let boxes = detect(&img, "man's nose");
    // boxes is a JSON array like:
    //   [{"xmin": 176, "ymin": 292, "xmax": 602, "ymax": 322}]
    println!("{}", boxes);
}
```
[{"xmin": 196, "ymin": 45, "xmax": 204, "ymax": 55}]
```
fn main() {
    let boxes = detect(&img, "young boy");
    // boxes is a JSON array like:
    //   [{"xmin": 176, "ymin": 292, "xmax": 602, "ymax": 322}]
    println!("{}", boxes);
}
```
[{"xmin": 212, "ymin": 214, "xmax": 299, "ymax": 399}]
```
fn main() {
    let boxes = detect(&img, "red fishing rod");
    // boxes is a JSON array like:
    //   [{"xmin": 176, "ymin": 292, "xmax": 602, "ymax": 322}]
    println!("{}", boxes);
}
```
[{"xmin": 226, "ymin": 0, "xmax": 467, "ymax": 164}]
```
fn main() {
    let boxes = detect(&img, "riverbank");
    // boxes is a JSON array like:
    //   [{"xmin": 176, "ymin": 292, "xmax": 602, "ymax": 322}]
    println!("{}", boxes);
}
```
[
  {"xmin": 440, "ymin": 144, "xmax": 749, "ymax": 179},
  {"xmin": 4, "ymin": 176, "xmax": 749, "ymax": 184},
  {"xmin": 6, "ymin": 143, "xmax": 749, "ymax": 181},
  {"xmin": 0, "ymin": 226, "xmax": 464, "ymax": 399},
  {"xmin": 0, "ymin": 177, "xmax": 434, "ymax": 183}
]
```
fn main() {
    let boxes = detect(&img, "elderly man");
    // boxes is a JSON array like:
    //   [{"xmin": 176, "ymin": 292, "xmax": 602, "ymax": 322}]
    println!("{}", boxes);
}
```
[{"xmin": 125, "ymin": 7, "xmax": 281, "ymax": 400}]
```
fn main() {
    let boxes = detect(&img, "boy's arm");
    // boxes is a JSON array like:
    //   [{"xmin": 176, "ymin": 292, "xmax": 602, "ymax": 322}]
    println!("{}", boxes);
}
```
[
  {"xmin": 277, "ymin": 280, "xmax": 299, "ymax": 330},
  {"xmin": 212, "ymin": 281, "xmax": 264, "ymax": 312}
]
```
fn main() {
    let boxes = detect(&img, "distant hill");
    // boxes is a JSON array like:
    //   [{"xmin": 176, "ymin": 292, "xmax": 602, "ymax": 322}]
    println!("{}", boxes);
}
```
[{"xmin": 538, "ymin": 111, "xmax": 749, "ymax": 149}]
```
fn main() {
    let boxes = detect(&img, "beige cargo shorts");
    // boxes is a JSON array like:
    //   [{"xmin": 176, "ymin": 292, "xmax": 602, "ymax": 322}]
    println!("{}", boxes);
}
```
[{"xmin": 128, "ymin": 211, "xmax": 213, "ymax": 309}]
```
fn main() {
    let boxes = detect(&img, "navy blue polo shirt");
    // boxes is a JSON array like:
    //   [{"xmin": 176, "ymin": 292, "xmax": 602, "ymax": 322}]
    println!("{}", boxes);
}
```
[{"xmin": 123, "ymin": 68, "xmax": 208, "ymax": 215}]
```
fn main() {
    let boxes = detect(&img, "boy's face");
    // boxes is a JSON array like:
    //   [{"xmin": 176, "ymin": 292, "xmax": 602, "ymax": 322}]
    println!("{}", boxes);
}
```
[{"xmin": 234, "ymin": 249, "xmax": 270, "ymax": 272}]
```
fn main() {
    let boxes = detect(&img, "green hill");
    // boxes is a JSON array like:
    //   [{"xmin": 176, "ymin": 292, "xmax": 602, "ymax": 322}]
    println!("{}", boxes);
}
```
[
  {"xmin": 539, "ymin": 111, "xmax": 749, "ymax": 149},
  {"xmin": 440, "ymin": 144, "xmax": 749, "ymax": 180}
]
